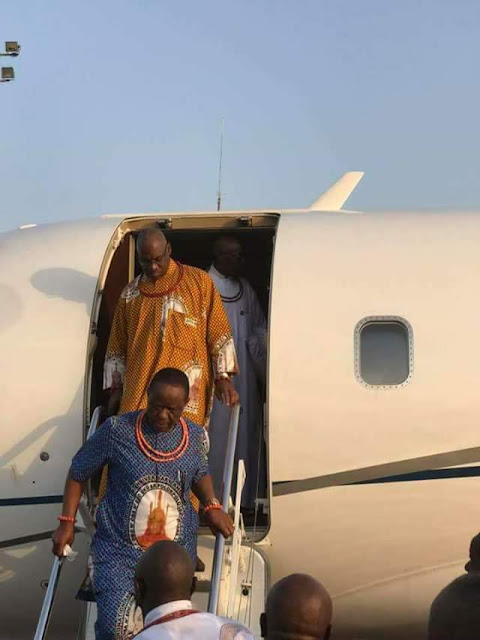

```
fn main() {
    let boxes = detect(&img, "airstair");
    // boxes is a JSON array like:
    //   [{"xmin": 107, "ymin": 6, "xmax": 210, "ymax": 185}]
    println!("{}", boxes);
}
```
[{"xmin": 33, "ymin": 405, "xmax": 269, "ymax": 639}]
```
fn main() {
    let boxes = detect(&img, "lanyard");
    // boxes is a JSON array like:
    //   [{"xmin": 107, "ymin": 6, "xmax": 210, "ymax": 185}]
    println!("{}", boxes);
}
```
[{"xmin": 137, "ymin": 609, "xmax": 200, "ymax": 634}]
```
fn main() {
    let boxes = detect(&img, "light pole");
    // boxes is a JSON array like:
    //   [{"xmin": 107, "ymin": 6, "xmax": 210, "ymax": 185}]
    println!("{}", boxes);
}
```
[{"xmin": 1, "ymin": 41, "xmax": 21, "ymax": 83}]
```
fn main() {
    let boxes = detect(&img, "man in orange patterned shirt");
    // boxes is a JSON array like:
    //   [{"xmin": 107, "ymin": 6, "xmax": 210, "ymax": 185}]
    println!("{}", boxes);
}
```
[{"xmin": 104, "ymin": 227, "xmax": 239, "ymax": 424}]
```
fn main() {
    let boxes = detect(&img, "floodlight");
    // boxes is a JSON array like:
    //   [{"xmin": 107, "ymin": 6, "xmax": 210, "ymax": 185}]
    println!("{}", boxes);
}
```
[
  {"xmin": 5, "ymin": 41, "xmax": 20, "ymax": 56},
  {"xmin": 1, "ymin": 67, "xmax": 14, "ymax": 81}
]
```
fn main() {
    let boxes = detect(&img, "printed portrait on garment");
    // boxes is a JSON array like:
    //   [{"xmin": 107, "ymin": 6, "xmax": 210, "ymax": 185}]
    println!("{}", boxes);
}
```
[{"xmin": 129, "ymin": 480, "xmax": 183, "ymax": 550}]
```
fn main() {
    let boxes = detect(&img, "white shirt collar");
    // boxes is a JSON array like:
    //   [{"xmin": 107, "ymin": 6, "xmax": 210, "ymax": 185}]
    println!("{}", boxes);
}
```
[
  {"xmin": 209, "ymin": 264, "xmax": 230, "ymax": 281},
  {"xmin": 143, "ymin": 599, "xmax": 193, "ymax": 627}
]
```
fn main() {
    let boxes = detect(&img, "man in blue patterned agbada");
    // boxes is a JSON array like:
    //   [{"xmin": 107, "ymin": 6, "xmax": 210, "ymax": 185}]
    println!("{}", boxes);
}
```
[{"xmin": 52, "ymin": 368, "xmax": 234, "ymax": 640}]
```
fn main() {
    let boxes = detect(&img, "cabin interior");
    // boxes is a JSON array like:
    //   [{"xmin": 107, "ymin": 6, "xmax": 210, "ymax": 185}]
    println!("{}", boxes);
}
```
[{"xmin": 88, "ymin": 213, "xmax": 279, "ymax": 533}]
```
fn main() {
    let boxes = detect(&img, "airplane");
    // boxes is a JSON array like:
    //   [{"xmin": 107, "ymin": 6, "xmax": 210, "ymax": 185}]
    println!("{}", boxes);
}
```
[{"xmin": 1, "ymin": 171, "xmax": 479, "ymax": 640}]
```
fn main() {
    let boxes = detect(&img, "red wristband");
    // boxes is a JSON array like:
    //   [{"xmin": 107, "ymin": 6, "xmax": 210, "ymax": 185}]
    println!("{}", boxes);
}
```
[
  {"xmin": 202, "ymin": 503, "xmax": 222, "ymax": 515},
  {"xmin": 58, "ymin": 515, "xmax": 76, "ymax": 523}
]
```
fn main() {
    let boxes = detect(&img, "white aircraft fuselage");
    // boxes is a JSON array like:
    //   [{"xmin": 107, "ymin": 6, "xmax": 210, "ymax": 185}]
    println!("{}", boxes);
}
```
[{"xmin": 1, "ymin": 181, "xmax": 479, "ymax": 638}]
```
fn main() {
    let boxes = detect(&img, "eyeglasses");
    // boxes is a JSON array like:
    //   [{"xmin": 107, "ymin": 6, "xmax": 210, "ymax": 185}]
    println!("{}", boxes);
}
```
[{"xmin": 138, "ymin": 243, "xmax": 170, "ymax": 267}]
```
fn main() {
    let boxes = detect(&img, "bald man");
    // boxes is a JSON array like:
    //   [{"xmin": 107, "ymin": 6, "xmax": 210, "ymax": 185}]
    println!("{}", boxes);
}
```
[
  {"xmin": 260, "ymin": 574, "xmax": 332, "ymax": 640},
  {"xmin": 134, "ymin": 540, "xmax": 255, "ymax": 639},
  {"xmin": 105, "ymin": 227, "xmax": 239, "ymax": 423},
  {"xmin": 428, "ymin": 533, "xmax": 480, "ymax": 640}
]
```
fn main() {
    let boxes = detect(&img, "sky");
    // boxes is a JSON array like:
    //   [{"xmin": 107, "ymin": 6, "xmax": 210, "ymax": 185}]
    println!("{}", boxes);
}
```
[{"xmin": 1, "ymin": 0, "xmax": 480, "ymax": 231}]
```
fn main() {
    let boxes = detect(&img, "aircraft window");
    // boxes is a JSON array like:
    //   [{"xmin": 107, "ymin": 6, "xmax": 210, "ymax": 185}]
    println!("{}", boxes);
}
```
[{"xmin": 355, "ymin": 317, "xmax": 413, "ymax": 388}]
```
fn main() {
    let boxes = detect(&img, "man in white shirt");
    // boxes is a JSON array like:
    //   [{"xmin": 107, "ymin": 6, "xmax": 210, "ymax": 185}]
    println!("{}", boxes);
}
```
[
  {"xmin": 208, "ymin": 235, "xmax": 267, "ymax": 510},
  {"xmin": 134, "ymin": 539, "xmax": 255, "ymax": 639}
]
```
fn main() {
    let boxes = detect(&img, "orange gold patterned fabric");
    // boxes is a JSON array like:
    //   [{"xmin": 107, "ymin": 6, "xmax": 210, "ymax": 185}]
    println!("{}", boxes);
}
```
[{"xmin": 104, "ymin": 259, "xmax": 238, "ymax": 427}]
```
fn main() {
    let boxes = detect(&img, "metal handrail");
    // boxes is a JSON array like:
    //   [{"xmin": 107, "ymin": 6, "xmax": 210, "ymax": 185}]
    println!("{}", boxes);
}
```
[
  {"xmin": 85, "ymin": 406, "xmax": 103, "ymax": 511},
  {"xmin": 86, "ymin": 406, "xmax": 102, "ymax": 442},
  {"xmin": 226, "ymin": 459, "xmax": 246, "ymax": 617},
  {"xmin": 33, "ymin": 557, "xmax": 64, "ymax": 640},
  {"xmin": 33, "ymin": 406, "xmax": 103, "ymax": 640},
  {"xmin": 77, "ymin": 500, "xmax": 96, "ymax": 541},
  {"xmin": 207, "ymin": 403, "xmax": 241, "ymax": 614}
]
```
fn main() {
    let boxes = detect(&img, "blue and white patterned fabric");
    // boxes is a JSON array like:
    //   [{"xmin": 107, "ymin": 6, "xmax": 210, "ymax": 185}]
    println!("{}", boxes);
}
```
[{"xmin": 71, "ymin": 411, "xmax": 208, "ymax": 640}]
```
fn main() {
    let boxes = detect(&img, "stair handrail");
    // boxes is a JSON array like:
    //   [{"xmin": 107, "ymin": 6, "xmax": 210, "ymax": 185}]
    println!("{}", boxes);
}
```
[
  {"xmin": 86, "ymin": 405, "xmax": 102, "ymax": 442},
  {"xmin": 207, "ymin": 403, "xmax": 241, "ymax": 614},
  {"xmin": 32, "ymin": 405, "xmax": 103, "ymax": 640},
  {"xmin": 226, "ymin": 459, "xmax": 246, "ymax": 618},
  {"xmin": 85, "ymin": 406, "xmax": 103, "ymax": 512},
  {"xmin": 33, "ymin": 557, "xmax": 64, "ymax": 640}
]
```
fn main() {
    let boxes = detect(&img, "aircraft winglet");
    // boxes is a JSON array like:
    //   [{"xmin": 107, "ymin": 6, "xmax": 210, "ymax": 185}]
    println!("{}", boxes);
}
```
[{"xmin": 309, "ymin": 171, "xmax": 364, "ymax": 211}]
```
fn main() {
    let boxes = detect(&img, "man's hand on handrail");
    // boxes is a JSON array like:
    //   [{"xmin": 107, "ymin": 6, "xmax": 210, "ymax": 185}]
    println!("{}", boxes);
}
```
[
  {"xmin": 214, "ymin": 378, "xmax": 239, "ymax": 407},
  {"xmin": 192, "ymin": 475, "xmax": 234, "ymax": 538},
  {"xmin": 107, "ymin": 387, "xmax": 122, "ymax": 416},
  {"xmin": 205, "ymin": 508, "xmax": 235, "ymax": 538},
  {"xmin": 51, "ymin": 468, "xmax": 84, "ymax": 557},
  {"xmin": 52, "ymin": 522, "xmax": 75, "ymax": 558}
]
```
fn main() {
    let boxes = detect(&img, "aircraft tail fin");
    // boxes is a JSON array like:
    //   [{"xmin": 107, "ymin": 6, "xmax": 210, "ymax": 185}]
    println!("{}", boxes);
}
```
[{"xmin": 309, "ymin": 171, "xmax": 364, "ymax": 211}]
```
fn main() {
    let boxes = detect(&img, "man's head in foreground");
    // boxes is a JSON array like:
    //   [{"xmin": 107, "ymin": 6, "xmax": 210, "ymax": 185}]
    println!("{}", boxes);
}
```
[
  {"xmin": 428, "ymin": 532, "xmax": 480, "ymax": 640},
  {"xmin": 135, "ymin": 540, "xmax": 195, "ymax": 617},
  {"xmin": 261, "ymin": 573, "xmax": 332, "ymax": 640},
  {"xmin": 465, "ymin": 532, "xmax": 480, "ymax": 573}
]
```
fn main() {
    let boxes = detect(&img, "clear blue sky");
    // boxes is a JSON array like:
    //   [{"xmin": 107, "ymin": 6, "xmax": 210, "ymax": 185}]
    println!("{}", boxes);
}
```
[{"xmin": 1, "ymin": 0, "xmax": 480, "ymax": 231}]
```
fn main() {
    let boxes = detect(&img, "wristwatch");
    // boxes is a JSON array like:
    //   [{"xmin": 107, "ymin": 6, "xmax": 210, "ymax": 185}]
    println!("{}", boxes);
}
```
[
  {"xmin": 202, "ymin": 498, "xmax": 222, "ymax": 514},
  {"xmin": 215, "ymin": 372, "xmax": 230, "ymax": 382},
  {"xmin": 204, "ymin": 498, "xmax": 221, "ymax": 508}
]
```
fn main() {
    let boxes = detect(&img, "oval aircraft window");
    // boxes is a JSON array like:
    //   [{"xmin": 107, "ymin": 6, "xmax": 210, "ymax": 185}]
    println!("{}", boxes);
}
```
[{"xmin": 355, "ymin": 317, "xmax": 413, "ymax": 388}]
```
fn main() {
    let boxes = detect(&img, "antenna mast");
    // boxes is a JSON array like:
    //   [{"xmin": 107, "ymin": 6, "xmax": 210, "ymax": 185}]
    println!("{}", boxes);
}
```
[{"xmin": 216, "ymin": 118, "xmax": 224, "ymax": 211}]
